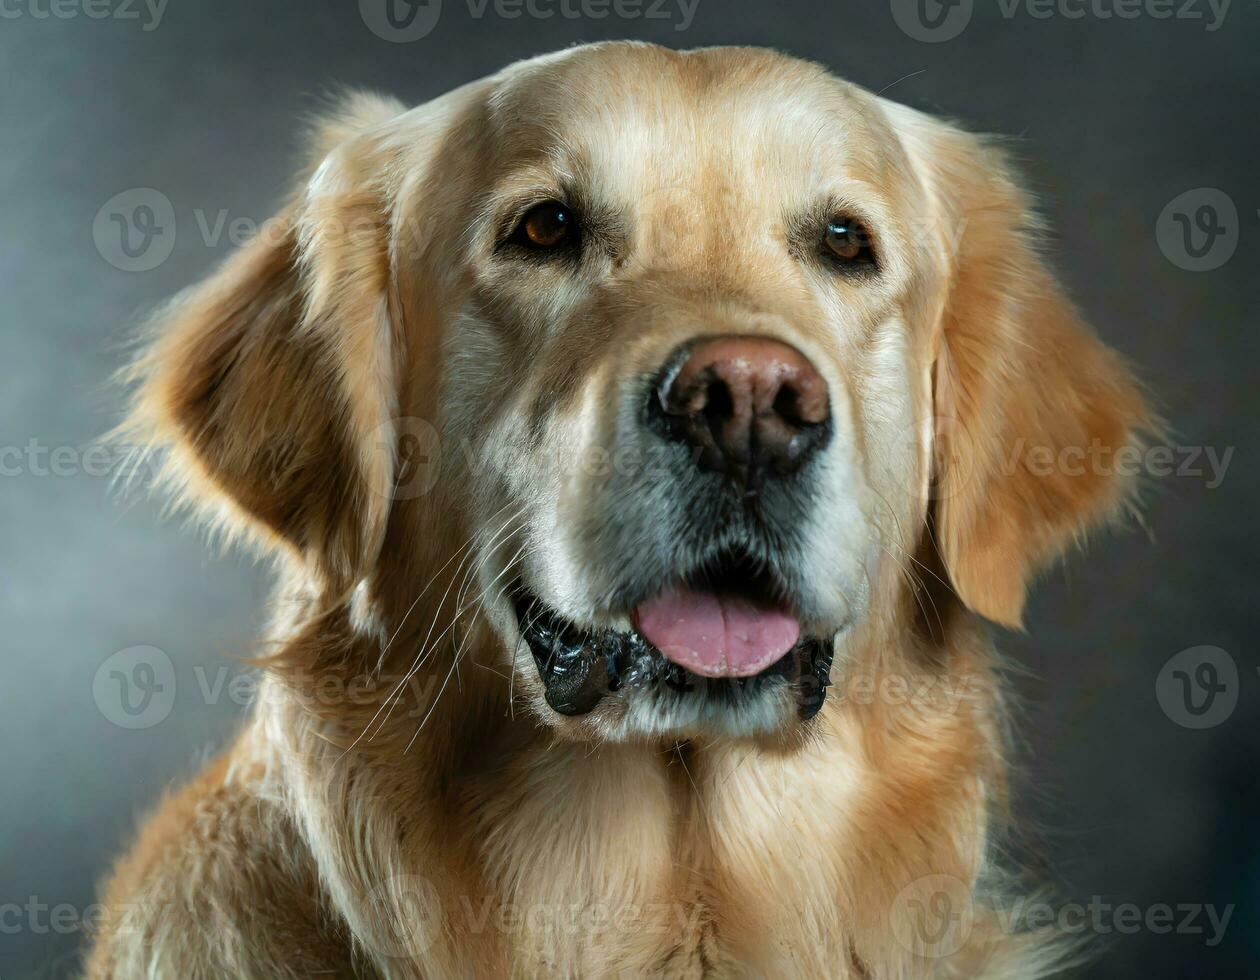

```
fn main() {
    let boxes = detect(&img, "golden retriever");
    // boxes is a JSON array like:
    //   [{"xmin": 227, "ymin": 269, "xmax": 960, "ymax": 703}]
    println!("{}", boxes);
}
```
[{"xmin": 88, "ymin": 41, "xmax": 1152, "ymax": 979}]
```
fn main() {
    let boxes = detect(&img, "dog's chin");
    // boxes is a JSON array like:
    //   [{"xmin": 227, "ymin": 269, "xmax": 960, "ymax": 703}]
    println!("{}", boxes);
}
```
[{"xmin": 508, "ymin": 576, "xmax": 837, "ymax": 743}]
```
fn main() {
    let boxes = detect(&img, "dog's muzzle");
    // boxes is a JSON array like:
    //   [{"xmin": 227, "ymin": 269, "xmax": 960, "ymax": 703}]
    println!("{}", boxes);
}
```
[{"xmin": 515, "ymin": 333, "xmax": 841, "ymax": 723}]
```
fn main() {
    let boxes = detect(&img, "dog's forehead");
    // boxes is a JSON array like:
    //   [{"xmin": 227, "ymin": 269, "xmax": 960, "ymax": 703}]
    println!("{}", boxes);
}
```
[{"xmin": 487, "ymin": 45, "xmax": 898, "ymax": 200}]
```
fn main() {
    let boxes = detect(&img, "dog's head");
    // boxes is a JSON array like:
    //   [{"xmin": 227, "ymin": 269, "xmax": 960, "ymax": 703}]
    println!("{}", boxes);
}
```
[{"xmin": 128, "ymin": 44, "xmax": 1150, "ymax": 745}]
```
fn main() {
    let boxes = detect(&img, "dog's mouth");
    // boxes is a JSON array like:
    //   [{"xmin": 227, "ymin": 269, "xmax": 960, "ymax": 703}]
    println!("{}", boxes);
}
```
[{"xmin": 512, "ymin": 552, "xmax": 834, "ymax": 721}]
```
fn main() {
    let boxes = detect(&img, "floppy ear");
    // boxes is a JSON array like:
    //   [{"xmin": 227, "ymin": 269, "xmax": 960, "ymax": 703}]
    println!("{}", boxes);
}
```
[
  {"xmin": 123, "ymin": 92, "xmax": 407, "ymax": 587},
  {"xmin": 906, "ymin": 117, "xmax": 1154, "ymax": 628}
]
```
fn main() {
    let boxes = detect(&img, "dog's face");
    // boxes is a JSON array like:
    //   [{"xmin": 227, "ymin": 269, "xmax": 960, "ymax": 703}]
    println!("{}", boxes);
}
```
[
  {"xmin": 131, "ymin": 44, "xmax": 1149, "ymax": 746},
  {"xmin": 439, "ymin": 49, "xmax": 930, "ymax": 739}
]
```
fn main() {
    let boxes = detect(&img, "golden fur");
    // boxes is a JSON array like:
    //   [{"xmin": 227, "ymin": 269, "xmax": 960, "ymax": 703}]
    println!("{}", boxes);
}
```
[{"xmin": 89, "ymin": 43, "xmax": 1152, "ymax": 978}]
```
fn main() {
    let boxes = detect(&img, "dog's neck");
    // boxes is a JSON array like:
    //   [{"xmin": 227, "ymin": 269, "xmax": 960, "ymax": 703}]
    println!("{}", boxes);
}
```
[{"xmin": 240, "ymin": 562, "xmax": 1008, "ymax": 976}]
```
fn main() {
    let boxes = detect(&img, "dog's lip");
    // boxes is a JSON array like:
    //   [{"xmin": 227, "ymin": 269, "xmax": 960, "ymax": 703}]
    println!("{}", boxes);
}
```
[{"xmin": 511, "ymin": 581, "xmax": 834, "ymax": 720}]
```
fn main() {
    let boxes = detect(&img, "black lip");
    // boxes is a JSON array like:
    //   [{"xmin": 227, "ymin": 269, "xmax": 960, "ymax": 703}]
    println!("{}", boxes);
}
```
[{"xmin": 512, "ymin": 585, "xmax": 834, "ymax": 721}]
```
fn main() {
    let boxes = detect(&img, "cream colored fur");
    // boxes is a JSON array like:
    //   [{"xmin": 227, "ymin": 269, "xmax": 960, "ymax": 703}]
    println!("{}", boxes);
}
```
[{"xmin": 89, "ymin": 43, "xmax": 1151, "ymax": 979}]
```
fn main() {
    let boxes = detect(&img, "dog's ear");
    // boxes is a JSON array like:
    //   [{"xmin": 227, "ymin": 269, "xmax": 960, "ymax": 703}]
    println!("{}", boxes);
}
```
[
  {"xmin": 124, "ymin": 93, "xmax": 408, "ymax": 587},
  {"xmin": 898, "ymin": 112, "xmax": 1154, "ymax": 628}
]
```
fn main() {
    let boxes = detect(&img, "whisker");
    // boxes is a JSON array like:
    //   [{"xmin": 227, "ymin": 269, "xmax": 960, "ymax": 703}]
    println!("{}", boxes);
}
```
[
  {"xmin": 367, "ymin": 508, "xmax": 526, "ymax": 741},
  {"xmin": 372, "ymin": 497, "xmax": 516, "ymax": 673},
  {"xmin": 344, "ymin": 502, "xmax": 524, "ymax": 753},
  {"xmin": 404, "ymin": 541, "xmax": 528, "ymax": 751},
  {"xmin": 389, "ymin": 527, "xmax": 528, "ymax": 730}
]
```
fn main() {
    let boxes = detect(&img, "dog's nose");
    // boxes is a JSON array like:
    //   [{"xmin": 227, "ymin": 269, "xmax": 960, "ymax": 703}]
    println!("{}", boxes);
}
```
[{"xmin": 650, "ymin": 335, "xmax": 831, "ymax": 485}]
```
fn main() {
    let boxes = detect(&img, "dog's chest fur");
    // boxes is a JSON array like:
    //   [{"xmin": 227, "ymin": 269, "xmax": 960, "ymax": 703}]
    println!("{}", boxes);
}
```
[{"xmin": 453, "ymin": 732, "xmax": 872, "ymax": 976}]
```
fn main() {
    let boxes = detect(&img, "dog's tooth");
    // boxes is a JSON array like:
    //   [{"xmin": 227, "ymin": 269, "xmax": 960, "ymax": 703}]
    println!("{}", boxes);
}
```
[
  {"xmin": 601, "ymin": 634, "xmax": 625, "ymax": 692},
  {"xmin": 797, "ymin": 639, "xmax": 834, "ymax": 720}
]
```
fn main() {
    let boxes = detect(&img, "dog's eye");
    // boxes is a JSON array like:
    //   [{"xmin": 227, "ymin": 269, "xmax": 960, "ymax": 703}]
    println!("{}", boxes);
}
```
[
  {"xmin": 822, "ymin": 216, "xmax": 875, "ymax": 269},
  {"xmin": 508, "ymin": 201, "xmax": 579, "ymax": 252}
]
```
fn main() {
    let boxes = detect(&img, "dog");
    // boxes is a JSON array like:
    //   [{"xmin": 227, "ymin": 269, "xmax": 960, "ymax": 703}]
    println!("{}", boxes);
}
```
[{"xmin": 88, "ymin": 42, "xmax": 1152, "ymax": 978}]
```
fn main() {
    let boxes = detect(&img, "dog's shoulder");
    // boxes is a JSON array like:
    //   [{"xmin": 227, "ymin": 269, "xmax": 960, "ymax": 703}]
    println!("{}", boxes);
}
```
[{"xmin": 85, "ymin": 746, "xmax": 366, "ymax": 979}]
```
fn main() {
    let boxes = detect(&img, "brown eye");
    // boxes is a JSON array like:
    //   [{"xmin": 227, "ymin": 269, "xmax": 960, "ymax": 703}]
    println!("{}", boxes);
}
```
[
  {"xmin": 823, "ymin": 217, "xmax": 875, "ymax": 268},
  {"xmin": 510, "ymin": 201, "xmax": 578, "ymax": 251}
]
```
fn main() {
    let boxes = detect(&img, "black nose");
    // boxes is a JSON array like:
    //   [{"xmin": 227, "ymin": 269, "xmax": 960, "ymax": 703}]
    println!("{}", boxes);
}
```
[{"xmin": 647, "ymin": 335, "xmax": 832, "ymax": 487}]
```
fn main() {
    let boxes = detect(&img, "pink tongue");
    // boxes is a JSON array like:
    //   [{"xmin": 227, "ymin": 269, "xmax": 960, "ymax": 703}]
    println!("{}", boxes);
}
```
[{"xmin": 632, "ymin": 587, "xmax": 801, "ymax": 678}]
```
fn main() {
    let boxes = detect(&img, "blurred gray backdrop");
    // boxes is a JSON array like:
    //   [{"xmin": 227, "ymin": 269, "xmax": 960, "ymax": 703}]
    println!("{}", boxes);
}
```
[{"xmin": 1, "ymin": 0, "xmax": 1256, "ymax": 976}]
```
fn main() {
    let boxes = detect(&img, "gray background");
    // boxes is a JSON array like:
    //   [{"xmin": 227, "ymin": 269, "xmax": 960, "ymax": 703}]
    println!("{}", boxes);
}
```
[{"xmin": 1, "ymin": 0, "xmax": 1256, "ymax": 976}]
